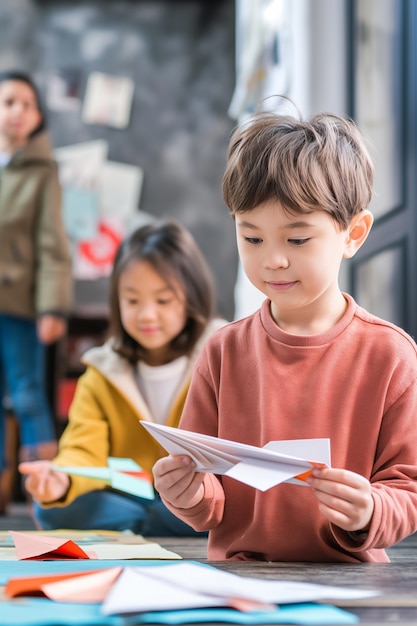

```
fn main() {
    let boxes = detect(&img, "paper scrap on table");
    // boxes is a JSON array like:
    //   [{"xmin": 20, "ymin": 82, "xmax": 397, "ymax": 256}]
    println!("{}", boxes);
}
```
[
  {"xmin": 51, "ymin": 457, "xmax": 155, "ymax": 500},
  {"xmin": 141, "ymin": 422, "xmax": 331, "ymax": 491},
  {"xmin": 10, "ymin": 531, "xmax": 97, "ymax": 560}
]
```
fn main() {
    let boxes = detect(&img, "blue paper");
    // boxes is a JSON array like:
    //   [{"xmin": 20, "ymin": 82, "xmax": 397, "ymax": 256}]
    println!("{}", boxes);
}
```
[
  {"xmin": 62, "ymin": 186, "xmax": 99, "ymax": 241},
  {"xmin": 0, "ymin": 598, "xmax": 123, "ymax": 626},
  {"xmin": 0, "ymin": 559, "xmax": 182, "ymax": 585},
  {"xmin": 0, "ymin": 600, "xmax": 358, "ymax": 626},
  {"xmin": 134, "ymin": 604, "xmax": 358, "ymax": 624}
]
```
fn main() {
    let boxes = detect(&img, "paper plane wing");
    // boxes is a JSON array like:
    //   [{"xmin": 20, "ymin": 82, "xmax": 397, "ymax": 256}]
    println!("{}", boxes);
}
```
[
  {"xmin": 108, "ymin": 457, "xmax": 154, "ymax": 500},
  {"xmin": 52, "ymin": 458, "xmax": 154, "ymax": 500},
  {"xmin": 141, "ymin": 422, "xmax": 330, "ymax": 491}
]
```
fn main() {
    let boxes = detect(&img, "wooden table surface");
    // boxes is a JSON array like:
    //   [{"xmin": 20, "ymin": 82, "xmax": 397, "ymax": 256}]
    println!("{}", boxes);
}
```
[{"xmin": 156, "ymin": 532, "xmax": 417, "ymax": 625}]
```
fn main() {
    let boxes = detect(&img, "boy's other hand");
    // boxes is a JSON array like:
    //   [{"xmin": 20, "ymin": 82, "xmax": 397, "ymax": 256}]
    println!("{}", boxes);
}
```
[
  {"xmin": 18, "ymin": 460, "xmax": 70, "ymax": 503},
  {"xmin": 308, "ymin": 467, "xmax": 374, "ymax": 533},
  {"xmin": 153, "ymin": 455, "xmax": 205, "ymax": 509}
]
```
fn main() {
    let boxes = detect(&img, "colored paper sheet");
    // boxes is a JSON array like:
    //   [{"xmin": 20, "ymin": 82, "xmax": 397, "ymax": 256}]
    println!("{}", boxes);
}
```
[{"xmin": 0, "ymin": 599, "xmax": 359, "ymax": 626}]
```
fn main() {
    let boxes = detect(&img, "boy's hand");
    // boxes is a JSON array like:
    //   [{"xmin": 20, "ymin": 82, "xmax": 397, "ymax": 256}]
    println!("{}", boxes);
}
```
[
  {"xmin": 308, "ymin": 467, "xmax": 374, "ymax": 533},
  {"xmin": 18, "ymin": 461, "xmax": 70, "ymax": 503},
  {"xmin": 153, "ymin": 455, "xmax": 205, "ymax": 509}
]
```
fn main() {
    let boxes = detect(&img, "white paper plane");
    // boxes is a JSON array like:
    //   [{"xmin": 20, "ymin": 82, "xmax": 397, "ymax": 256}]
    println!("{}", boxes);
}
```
[
  {"xmin": 101, "ymin": 562, "xmax": 379, "ymax": 615},
  {"xmin": 52, "ymin": 457, "xmax": 154, "ymax": 500},
  {"xmin": 140, "ymin": 422, "xmax": 330, "ymax": 491}
]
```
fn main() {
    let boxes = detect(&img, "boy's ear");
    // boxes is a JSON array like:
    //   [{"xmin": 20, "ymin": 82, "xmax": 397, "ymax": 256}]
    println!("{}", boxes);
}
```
[{"xmin": 343, "ymin": 210, "xmax": 374, "ymax": 259}]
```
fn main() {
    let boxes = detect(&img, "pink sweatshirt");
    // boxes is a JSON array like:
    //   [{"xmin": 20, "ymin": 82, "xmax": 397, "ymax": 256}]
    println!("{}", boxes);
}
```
[{"xmin": 164, "ymin": 295, "xmax": 417, "ymax": 562}]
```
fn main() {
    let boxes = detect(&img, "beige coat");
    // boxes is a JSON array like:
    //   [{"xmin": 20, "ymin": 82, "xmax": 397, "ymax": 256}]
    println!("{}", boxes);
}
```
[{"xmin": 0, "ymin": 131, "xmax": 72, "ymax": 319}]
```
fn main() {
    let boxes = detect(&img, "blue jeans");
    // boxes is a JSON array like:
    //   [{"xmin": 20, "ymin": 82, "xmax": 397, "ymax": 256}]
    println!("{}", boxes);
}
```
[
  {"xmin": 33, "ymin": 490, "xmax": 207, "ymax": 537},
  {"xmin": 0, "ymin": 314, "xmax": 56, "ymax": 470}
]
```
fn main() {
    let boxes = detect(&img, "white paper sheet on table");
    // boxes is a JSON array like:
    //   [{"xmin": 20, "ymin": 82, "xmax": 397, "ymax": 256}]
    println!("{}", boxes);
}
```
[
  {"xmin": 140, "ymin": 422, "xmax": 331, "ymax": 491},
  {"xmin": 102, "ymin": 562, "xmax": 380, "ymax": 615}
]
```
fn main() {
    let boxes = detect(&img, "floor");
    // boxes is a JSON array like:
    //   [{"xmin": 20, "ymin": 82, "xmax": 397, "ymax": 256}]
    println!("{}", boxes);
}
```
[{"xmin": 0, "ymin": 501, "xmax": 36, "ymax": 531}]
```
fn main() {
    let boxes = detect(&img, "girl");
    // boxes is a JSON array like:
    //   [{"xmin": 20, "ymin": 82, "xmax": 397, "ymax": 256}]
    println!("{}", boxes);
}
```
[
  {"xmin": 0, "ymin": 71, "xmax": 72, "ymax": 514},
  {"xmin": 20, "ymin": 220, "xmax": 226, "ymax": 536}
]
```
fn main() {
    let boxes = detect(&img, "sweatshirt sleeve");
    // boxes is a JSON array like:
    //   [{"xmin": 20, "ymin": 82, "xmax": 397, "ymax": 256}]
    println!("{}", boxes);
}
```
[
  {"xmin": 41, "ymin": 368, "xmax": 111, "ymax": 508},
  {"xmin": 332, "ymin": 375, "xmax": 417, "ymax": 552},
  {"xmin": 35, "ymin": 164, "xmax": 72, "ymax": 316}
]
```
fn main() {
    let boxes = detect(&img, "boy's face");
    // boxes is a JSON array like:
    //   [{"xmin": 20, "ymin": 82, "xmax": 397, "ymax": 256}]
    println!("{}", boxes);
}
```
[
  {"xmin": 0, "ymin": 80, "xmax": 41, "ymax": 149},
  {"xmin": 235, "ymin": 200, "xmax": 364, "ymax": 334}
]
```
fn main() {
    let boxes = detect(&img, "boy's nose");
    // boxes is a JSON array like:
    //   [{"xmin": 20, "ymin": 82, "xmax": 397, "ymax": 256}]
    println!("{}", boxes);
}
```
[{"xmin": 263, "ymin": 250, "xmax": 289, "ymax": 269}]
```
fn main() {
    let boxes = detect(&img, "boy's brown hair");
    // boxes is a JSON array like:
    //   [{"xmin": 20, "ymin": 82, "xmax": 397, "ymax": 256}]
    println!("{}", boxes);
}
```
[
  {"xmin": 222, "ymin": 111, "xmax": 374, "ymax": 230},
  {"xmin": 109, "ymin": 220, "xmax": 216, "ymax": 363}
]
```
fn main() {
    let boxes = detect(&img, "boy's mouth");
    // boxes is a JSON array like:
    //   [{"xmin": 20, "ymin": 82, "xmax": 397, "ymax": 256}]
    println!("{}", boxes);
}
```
[{"xmin": 267, "ymin": 280, "xmax": 298, "ymax": 291}]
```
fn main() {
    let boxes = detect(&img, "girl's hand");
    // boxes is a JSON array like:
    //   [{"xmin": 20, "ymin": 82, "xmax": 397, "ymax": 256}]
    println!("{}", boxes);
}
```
[
  {"xmin": 308, "ymin": 467, "xmax": 374, "ymax": 533},
  {"xmin": 18, "ymin": 461, "xmax": 70, "ymax": 503},
  {"xmin": 37, "ymin": 315, "xmax": 67, "ymax": 344},
  {"xmin": 153, "ymin": 455, "xmax": 205, "ymax": 509}
]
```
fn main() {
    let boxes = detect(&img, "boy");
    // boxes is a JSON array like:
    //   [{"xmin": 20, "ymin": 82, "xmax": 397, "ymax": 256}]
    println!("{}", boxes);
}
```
[{"xmin": 153, "ymin": 111, "xmax": 417, "ymax": 562}]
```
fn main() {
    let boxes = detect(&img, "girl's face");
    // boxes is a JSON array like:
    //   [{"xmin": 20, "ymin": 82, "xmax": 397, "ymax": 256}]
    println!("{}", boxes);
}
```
[
  {"xmin": 0, "ymin": 80, "xmax": 41, "ymax": 150},
  {"xmin": 118, "ymin": 259, "xmax": 188, "ymax": 366}
]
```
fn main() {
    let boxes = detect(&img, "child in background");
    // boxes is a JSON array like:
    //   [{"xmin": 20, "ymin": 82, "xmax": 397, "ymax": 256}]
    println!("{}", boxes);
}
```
[
  {"xmin": 20, "ymin": 220, "xmax": 227, "ymax": 536},
  {"xmin": 153, "ymin": 111, "xmax": 417, "ymax": 561},
  {"xmin": 0, "ymin": 70, "xmax": 72, "ymax": 514}
]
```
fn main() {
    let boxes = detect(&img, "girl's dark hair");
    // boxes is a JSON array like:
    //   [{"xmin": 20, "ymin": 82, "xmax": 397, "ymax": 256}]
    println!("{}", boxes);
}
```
[
  {"xmin": 109, "ymin": 220, "xmax": 216, "ymax": 363},
  {"xmin": 0, "ymin": 70, "xmax": 46, "ymax": 135}
]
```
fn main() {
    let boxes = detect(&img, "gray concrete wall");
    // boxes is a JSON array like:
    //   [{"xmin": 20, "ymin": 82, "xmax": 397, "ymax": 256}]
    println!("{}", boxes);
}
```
[{"xmin": 0, "ymin": 0, "xmax": 237, "ymax": 320}]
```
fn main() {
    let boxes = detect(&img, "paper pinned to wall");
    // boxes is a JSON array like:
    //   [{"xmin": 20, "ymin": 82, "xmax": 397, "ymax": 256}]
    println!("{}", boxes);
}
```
[
  {"xmin": 55, "ymin": 141, "xmax": 146, "ymax": 279},
  {"xmin": 82, "ymin": 72, "xmax": 134, "ymax": 129},
  {"xmin": 98, "ymin": 160, "xmax": 144, "ymax": 221}
]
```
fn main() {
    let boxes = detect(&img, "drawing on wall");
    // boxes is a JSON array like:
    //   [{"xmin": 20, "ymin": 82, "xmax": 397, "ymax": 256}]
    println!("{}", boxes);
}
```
[
  {"xmin": 82, "ymin": 72, "xmax": 135, "ymax": 129},
  {"xmin": 54, "ymin": 140, "xmax": 145, "ymax": 280},
  {"xmin": 46, "ymin": 69, "xmax": 81, "ymax": 111}
]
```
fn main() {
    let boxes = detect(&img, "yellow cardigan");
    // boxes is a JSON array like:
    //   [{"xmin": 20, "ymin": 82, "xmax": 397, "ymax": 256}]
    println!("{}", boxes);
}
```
[{"xmin": 46, "ymin": 319, "xmax": 226, "ymax": 507}]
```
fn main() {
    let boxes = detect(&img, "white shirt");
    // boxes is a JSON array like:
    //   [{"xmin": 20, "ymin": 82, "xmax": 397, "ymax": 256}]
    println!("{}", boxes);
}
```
[{"xmin": 136, "ymin": 355, "xmax": 188, "ymax": 424}]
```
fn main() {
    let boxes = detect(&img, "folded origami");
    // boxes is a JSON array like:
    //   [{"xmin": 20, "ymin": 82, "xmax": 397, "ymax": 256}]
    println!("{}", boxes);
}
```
[
  {"xmin": 51, "ymin": 457, "xmax": 154, "ymax": 500},
  {"xmin": 141, "ymin": 422, "xmax": 331, "ymax": 491},
  {"xmin": 5, "ymin": 561, "xmax": 379, "ymax": 615},
  {"xmin": 10, "ymin": 531, "xmax": 97, "ymax": 560},
  {"xmin": 6, "ymin": 532, "xmax": 181, "ymax": 562}
]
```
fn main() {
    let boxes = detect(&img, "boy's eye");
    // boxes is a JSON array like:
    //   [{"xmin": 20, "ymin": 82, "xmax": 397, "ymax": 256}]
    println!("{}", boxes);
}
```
[
  {"xmin": 157, "ymin": 298, "xmax": 173, "ymax": 305},
  {"xmin": 289, "ymin": 238, "xmax": 310, "ymax": 246}
]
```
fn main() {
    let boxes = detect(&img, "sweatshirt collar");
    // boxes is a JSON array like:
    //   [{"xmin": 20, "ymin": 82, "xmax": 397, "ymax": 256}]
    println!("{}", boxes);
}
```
[{"xmin": 260, "ymin": 293, "xmax": 356, "ymax": 347}]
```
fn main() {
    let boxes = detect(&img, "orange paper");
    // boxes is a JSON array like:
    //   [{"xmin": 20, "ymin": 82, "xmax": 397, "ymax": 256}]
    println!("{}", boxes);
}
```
[{"xmin": 6, "ymin": 567, "xmax": 122, "ymax": 603}]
